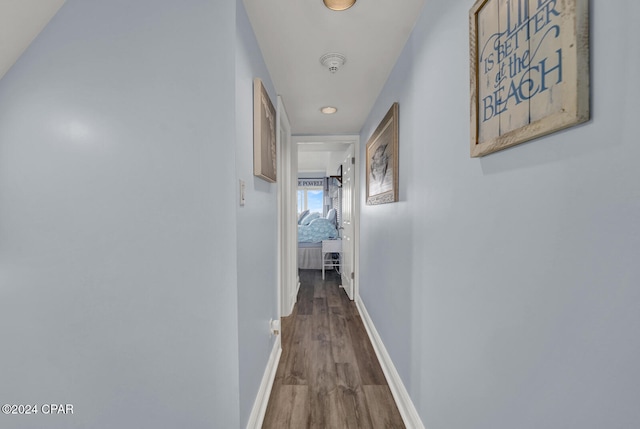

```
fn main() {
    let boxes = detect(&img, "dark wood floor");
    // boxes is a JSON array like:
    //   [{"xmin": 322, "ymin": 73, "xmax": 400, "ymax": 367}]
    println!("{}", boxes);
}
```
[{"xmin": 262, "ymin": 269, "xmax": 405, "ymax": 429}]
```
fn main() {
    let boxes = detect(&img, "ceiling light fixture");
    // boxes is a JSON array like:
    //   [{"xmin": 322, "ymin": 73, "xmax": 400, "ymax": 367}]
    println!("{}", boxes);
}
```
[
  {"xmin": 321, "ymin": 106, "xmax": 338, "ymax": 114},
  {"xmin": 323, "ymin": 0, "xmax": 357, "ymax": 11}
]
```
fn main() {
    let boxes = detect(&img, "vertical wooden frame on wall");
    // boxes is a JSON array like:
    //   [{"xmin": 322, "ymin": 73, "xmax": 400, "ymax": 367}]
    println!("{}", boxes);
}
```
[
  {"xmin": 469, "ymin": 0, "xmax": 589, "ymax": 157},
  {"xmin": 366, "ymin": 102, "xmax": 399, "ymax": 205},
  {"xmin": 254, "ymin": 78, "xmax": 277, "ymax": 182}
]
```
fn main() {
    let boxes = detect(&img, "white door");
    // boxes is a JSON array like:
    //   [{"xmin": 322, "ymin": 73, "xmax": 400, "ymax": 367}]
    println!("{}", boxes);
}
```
[{"xmin": 340, "ymin": 145, "xmax": 355, "ymax": 300}]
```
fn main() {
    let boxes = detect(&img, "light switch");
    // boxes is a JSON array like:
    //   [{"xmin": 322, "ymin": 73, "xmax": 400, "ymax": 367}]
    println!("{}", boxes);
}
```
[{"xmin": 239, "ymin": 179, "xmax": 246, "ymax": 206}]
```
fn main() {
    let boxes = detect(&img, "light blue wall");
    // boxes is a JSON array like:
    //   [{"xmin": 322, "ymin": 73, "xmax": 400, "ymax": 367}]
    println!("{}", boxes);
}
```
[
  {"xmin": 0, "ymin": 1, "xmax": 240, "ymax": 427},
  {"xmin": 360, "ymin": 1, "xmax": 640, "ymax": 428},
  {"xmin": 235, "ymin": 1, "xmax": 279, "ymax": 427}
]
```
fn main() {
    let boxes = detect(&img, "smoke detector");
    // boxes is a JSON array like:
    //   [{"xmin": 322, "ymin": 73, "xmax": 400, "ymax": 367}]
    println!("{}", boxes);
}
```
[{"xmin": 320, "ymin": 53, "xmax": 346, "ymax": 73}]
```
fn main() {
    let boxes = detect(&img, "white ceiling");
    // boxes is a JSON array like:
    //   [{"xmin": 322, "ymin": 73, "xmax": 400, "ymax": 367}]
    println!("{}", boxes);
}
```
[
  {"xmin": 1, "ymin": 0, "xmax": 425, "ymax": 137},
  {"xmin": 298, "ymin": 140, "xmax": 353, "ymax": 173},
  {"xmin": 243, "ymin": 0, "xmax": 426, "ymax": 135},
  {"xmin": 0, "ymin": 0, "xmax": 66, "ymax": 81}
]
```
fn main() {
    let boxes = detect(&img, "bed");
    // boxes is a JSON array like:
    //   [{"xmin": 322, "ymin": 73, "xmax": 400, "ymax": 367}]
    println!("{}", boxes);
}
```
[{"xmin": 297, "ymin": 209, "xmax": 339, "ymax": 270}]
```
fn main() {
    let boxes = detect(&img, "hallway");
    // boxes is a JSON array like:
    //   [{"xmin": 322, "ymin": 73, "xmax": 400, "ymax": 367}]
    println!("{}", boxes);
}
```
[{"xmin": 262, "ymin": 269, "xmax": 404, "ymax": 428}]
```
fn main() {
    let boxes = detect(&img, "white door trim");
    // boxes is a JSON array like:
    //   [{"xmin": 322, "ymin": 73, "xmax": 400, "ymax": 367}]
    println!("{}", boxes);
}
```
[
  {"xmin": 276, "ymin": 96, "xmax": 296, "ymax": 317},
  {"xmin": 353, "ymin": 137, "xmax": 361, "ymax": 302}
]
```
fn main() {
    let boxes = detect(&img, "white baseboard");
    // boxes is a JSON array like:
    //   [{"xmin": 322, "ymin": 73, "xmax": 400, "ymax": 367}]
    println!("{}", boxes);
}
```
[
  {"xmin": 356, "ymin": 296, "xmax": 425, "ymax": 429},
  {"xmin": 246, "ymin": 335, "xmax": 282, "ymax": 429}
]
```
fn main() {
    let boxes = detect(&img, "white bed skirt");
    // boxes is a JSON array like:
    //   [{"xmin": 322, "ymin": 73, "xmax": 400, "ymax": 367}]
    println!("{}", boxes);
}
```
[{"xmin": 298, "ymin": 245, "xmax": 322, "ymax": 270}]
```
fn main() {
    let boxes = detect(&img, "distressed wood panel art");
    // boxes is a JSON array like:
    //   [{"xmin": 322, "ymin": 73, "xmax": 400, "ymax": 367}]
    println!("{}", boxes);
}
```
[{"xmin": 469, "ymin": 0, "xmax": 589, "ymax": 157}]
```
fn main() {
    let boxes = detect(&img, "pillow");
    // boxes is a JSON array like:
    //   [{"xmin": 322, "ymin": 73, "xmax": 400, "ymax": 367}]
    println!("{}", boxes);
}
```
[
  {"xmin": 297, "ymin": 209, "xmax": 309, "ymax": 224},
  {"xmin": 326, "ymin": 208, "xmax": 337, "ymax": 226},
  {"xmin": 297, "ymin": 218, "xmax": 338, "ymax": 242},
  {"xmin": 300, "ymin": 212, "xmax": 320, "ymax": 225}
]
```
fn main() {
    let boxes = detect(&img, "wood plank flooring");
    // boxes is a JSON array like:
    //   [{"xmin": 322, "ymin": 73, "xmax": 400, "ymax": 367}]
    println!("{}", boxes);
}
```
[{"xmin": 263, "ymin": 269, "xmax": 405, "ymax": 429}]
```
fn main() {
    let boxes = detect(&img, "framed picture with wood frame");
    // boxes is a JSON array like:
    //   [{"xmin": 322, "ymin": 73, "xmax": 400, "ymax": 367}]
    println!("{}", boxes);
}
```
[
  {"xmin": 253, "ymin": 78, "xmax": 277, "ymax": 182},
  {"xmin": 469, "ymin": 0, "xmax": 589, "ymax": 157},
  {"xmin": 366, "ymin": 102, "xmax": 399, "ymax": 205}
]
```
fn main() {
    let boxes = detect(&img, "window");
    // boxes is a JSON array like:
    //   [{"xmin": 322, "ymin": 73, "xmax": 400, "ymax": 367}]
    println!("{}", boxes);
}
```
[
  {"xmin": 297, "ymin": 188, "xmax": 323, "ymax": 215},
  {"xmin": 297, "ymin": 178, "xmax": 325, "ymax": 216}
]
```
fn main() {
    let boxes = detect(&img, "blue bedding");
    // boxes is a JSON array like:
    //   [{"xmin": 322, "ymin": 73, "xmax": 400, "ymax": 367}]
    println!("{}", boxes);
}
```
[{"xmin": 298, "ymin": 218, "xmax": 338, "ymax": 243}]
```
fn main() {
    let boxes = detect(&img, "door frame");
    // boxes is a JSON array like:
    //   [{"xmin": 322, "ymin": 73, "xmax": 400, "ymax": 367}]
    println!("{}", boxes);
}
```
[
  {"xmin": 276, "ymin": 96, "xmax": 297, "ymax": 318},
  {"xmin": 287, "ymin": 134, "xmax": 361, "ymax": 301}
]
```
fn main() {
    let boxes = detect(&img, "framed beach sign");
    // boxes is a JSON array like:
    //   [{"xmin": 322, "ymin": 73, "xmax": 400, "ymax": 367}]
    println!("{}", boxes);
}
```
[
  {"xmin": 469, "ymin": 0, "xmax": 589, "ymax": 157},
  {"xmin": 366, "ymin": 103, "xmax": 399, "ymax": 205},
  {"xmin": 253, "ymin": 78, "xmax": 277, "ymax": 182}
]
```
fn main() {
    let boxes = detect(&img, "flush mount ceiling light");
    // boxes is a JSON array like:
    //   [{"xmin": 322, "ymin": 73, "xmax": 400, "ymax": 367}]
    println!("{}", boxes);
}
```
[
  {"xmin": 323, "ymin": 0, "xmax": 356, "ymax": 11},
  {"xmin": 320, "ymin": 53, "xmax": 346, "ymax": 73},
  {"xmin": 321, "ymin": 106, "xmax": 338, "ymax": 114}
]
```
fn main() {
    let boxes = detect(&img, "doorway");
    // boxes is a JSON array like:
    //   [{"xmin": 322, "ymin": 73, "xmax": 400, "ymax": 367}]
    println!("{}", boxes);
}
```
[{"xmin": 289, "ymin": 135, "xmax": 360, "ymax": 307}]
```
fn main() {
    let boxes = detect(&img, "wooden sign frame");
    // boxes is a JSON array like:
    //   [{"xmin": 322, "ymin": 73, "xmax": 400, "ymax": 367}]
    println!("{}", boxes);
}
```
[
  {"xmin": 366, "ymin": 103, "xmax": 399, "ymax": 205},
  {"xmin": 253, "ymin": 78, "xmax": 277, "ymax": 182},
  {"xmin": 469, "ymin": 0, "xmax": 589, "ymax": 157}
]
